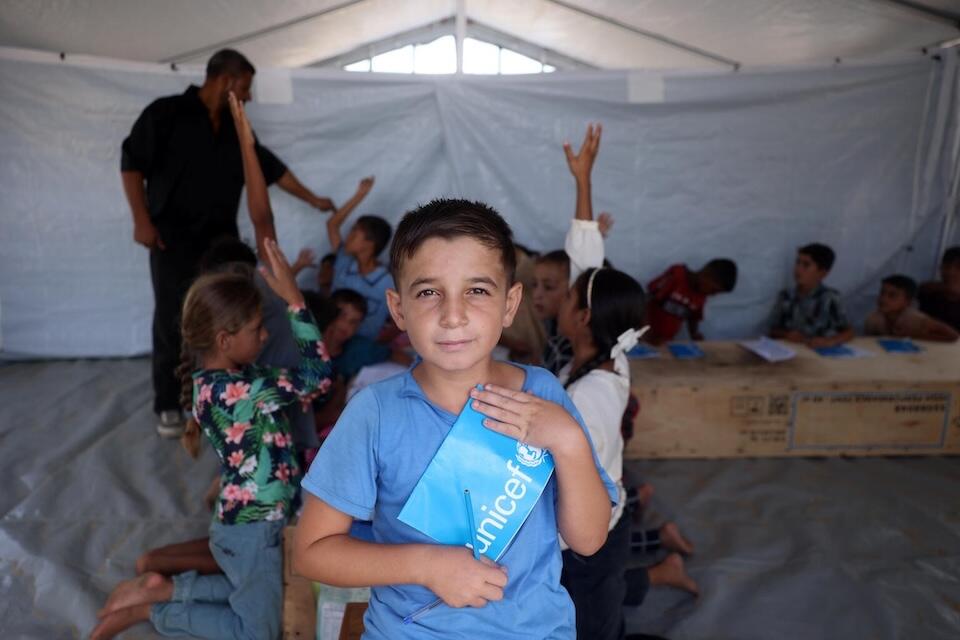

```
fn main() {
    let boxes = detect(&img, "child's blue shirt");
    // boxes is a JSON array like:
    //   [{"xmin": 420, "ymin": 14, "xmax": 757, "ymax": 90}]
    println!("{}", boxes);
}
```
[
  {"xmin": 331, "ymin": 248, "xmax": 394, "ymax": 340},
  {"xmin": 301, "ymin": 363, "xmax": 617, "ymax": 640}
]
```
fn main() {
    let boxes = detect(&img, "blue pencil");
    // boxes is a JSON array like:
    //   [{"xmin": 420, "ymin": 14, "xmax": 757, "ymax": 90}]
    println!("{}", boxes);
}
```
[{"xmin": 465, "ymin": 489, "xmax": 480, "ymax": 561}]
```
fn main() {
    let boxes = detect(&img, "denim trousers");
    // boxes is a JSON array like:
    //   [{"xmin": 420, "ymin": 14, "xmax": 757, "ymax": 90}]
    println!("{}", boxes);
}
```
[{"xmin": 150, "ymin": 519, "xmax": 285, "ymax": 639}]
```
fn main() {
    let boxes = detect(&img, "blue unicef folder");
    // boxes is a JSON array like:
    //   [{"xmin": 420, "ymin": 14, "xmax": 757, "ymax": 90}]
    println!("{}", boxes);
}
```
[{"xmin": 397, "ymin": 390, "xmax": 555, "ymax": 561}]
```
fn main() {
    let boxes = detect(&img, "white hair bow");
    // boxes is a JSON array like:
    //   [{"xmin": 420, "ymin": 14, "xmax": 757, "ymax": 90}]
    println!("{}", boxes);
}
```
[{"xmin": 610, "ymin": 325, "xmax": 650, "ymax": 359}]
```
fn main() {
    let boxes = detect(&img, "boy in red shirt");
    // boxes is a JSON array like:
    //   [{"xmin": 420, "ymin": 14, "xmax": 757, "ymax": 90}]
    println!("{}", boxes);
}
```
[{"xmin": 646, "ymin": 260, "xmax": 738, "ymax": 345}]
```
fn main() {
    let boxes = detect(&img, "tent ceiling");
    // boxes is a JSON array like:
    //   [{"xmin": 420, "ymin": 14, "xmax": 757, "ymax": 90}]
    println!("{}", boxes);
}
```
[{"xmin": 0, "ymin": 0, "xmax": 957, "ymax": 70}]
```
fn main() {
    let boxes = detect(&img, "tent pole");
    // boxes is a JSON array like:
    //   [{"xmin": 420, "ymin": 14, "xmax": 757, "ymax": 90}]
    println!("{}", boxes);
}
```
[
  {"xmin": 160, "ymin": 0, "xmax": 368, "ymax": 64},
  {"xmin": 455, "ymin": 0, "xmax": 466, "ymax": 74},
  {"xmin": 542, "ymin": 0, "xmax": 740, "ymax": 70}
]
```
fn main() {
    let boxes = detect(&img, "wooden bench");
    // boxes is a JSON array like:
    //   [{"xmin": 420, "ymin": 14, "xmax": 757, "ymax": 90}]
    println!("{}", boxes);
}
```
[{"xmin": 626, "ymin": 338, "xmax": 960, "ymax": 459}]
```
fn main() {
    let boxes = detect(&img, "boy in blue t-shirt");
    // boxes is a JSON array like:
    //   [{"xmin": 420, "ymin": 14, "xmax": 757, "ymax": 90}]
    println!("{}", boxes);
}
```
[
  {"xmin": 295, "ymin": 199, "xmax": 617, "ymax": 639},
  {"xmin": 326, "ymin": 175, "xmax": 395, "ymax": 340}
]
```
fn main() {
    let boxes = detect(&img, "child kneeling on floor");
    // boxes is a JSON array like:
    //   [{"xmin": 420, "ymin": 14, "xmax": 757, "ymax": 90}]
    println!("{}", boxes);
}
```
[
  {"xmin": 292, "ymin": 198, "xmax": 618, "ymax": 639},
  {"xmin": 92, "ymin": 239, "xmax": 333, "ymax": 639}
]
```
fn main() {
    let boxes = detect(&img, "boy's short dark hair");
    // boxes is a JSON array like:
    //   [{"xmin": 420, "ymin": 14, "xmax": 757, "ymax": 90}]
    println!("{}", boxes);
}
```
[
  {"xmin": 798, "ymin": 243, "xmax": 835, "ymax": 272},
  {"xmin": 943, "ymin": 246, "xmax": 960, "ymax": 267},
  {"xmin": 330, "ymin": 288, "xmax": 368, "ymax": 316},
  {"xmin": 536, "ymin": 250, "xmax": 570, "ymax": 270},
  {"xmin": 703, "ymin": 258, "xmax": 738, "ymax": 292},
  {"xmin": 301, "ymin": 290, "xmax": 339, "ymax": 330},
  {"xmin": 206, "ymin": 49, "xmax": 255, "ymax": 79},
  {"xmin": 390, "ymin": 199, "xmax": 516, "ymax": 285},
  {"xmin": 320, "ymin": 253, "xmax": 337, "ymax": 267},
  {"xmin": 882, "ymin": 274, "xmax": 917, "ymax": 299},
  {"xmin": 356, "ymin": 216, "xmax": 393, "ymax": 257},
  {"xmin": 199, "ymin": 236, "xmax": 257, "ymax": 273}
]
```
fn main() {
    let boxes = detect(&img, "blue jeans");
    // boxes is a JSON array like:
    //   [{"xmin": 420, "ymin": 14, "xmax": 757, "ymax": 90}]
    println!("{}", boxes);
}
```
[{"xmin": 150, "ymin": 519, "xmax": 285, "ymax": 639}]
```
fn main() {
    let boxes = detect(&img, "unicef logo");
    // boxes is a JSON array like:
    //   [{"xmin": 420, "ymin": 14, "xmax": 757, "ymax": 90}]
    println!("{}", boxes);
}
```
[{"xmin": 516, "ymin": 442, "xmax": 546, "ymax": 468}]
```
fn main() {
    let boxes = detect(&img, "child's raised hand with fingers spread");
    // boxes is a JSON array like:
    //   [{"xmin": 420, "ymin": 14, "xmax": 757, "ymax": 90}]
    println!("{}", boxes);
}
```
[
  {"xmin": 470, "ymin": 384, "xmax": 582, "ymax": 454},
  {"xmin": 227, "ymin": 91, "xmax": 255, "ymax": 148},
  {"xmin": 563, "ymin": 123, "xmax": 602, "ymax": 183},
  {"xmin": 291, "ymin": 248, "xmax": 316, "ymax": 275},
  {"xmin": 597, "ymin": 212, "xmax": 614, "ymax": 237},
  {"xmin": 425, "ymin": 547, "xmax": 508, "ymax": 609},
  {"xmin": 258, "ymin": 238, "xmax": 304, "ymax": 308}
]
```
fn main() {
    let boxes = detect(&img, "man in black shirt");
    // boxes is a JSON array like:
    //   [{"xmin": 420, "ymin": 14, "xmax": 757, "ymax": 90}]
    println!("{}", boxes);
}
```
[{"xmin": 121, "ymin": 49, "xmax": 334, "ymax": 437}]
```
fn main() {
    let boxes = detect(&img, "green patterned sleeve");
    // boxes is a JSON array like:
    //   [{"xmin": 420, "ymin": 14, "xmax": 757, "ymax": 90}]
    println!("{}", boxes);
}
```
[{"xmin": 255, "ymin": 305, "xmax": 334, "ymax": 406}]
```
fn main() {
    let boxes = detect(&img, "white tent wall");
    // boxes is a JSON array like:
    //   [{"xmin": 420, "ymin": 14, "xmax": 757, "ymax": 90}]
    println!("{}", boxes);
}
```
[{"xmin": 0, "ymin": 48, "xmax": 957, "ymax": 358}]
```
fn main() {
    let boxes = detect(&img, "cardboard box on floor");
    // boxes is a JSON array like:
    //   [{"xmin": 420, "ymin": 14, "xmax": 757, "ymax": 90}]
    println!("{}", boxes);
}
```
[{"xmin": 627, "ymin": 338, "xmax": 960, "ymax": 459}]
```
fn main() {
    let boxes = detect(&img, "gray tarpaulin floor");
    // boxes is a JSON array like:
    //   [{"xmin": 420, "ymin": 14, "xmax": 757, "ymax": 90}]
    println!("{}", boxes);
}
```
[{"xmin": 2, "ymin": 358, "xmax": 959, "ymax": 639}]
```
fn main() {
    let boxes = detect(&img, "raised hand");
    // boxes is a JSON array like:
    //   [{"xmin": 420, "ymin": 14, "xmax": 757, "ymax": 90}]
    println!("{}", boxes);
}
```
[
  {"xmin": 563, "ymin": 123, "xmax": 602, "ymax": 183},
  {"xmin": 291, "ymin": 248, "xmax": 317, "ymax": 274},
  {"xmin": 425, "ymin": 547, "xmax": 508, "ymax": 609},
  {"xmin": 470, "ymin": 384, "xmax": 581, "ymax": 452},
  {"xmin": 228, "ymin": 91, "xmax": 255, "ymax": 148},
  {"xmin": 356, "ymin": 176, "xmax": 375, "ymax": 198},
  {"xmin": 258, "ymin": 238, "xmax": 305, "ymax": 308},
  {"xmin": 597, "ymin": 212, "xmax": 614, "ymax": 237}
]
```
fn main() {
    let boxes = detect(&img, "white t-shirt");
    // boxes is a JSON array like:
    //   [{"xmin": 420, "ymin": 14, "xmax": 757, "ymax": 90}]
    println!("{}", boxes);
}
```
[
  {"xmin": 557, "ymin": 352, "xmax": 630, "ymax": 545},
  {"xmin": 564, "ymin": 218, "xmax": 605, "ymax": 286}
]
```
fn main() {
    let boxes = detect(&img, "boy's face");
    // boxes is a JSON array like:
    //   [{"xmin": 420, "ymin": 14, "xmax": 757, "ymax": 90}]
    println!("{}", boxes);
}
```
[
  {"xmin": 793, "ymin": 253, "xmax": 827, "ymax": 290},
  {"xmin": 697, "ymin": 273, "xmax": 725, "ymax": 296},
  {"xmin": 557, "ymin": 285, "xmax": 589, "ymax": 342},
  {"xmin": 532, "ymin": 261, "xmax": 568, "ymax": 320},
  {"xmin": 386, "ymin": 236, "xmax": 522, "ymax": 373},
  {"xmin": 324, "ymin": 302, "xmax": 364, "ymax": 350},
  {"xmin": 318, "ymin": 261, "xmax": 334, "ymax": 293},
  {"xmin": 344, "ymin": 224, "xmax": 373, "ymax": 257},
  {"xmin": 942, "ymin": 260, "xmax": 960, "ymax": 289},
  {"xmin": 878, "ymin": 284, "xmax": 910, "ymax": 315}
]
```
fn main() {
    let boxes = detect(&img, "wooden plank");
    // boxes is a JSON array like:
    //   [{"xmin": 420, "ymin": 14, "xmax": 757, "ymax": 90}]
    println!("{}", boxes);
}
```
[
  {"xmin": 626, "ymin": 338, "xmax": 960, "ymax": 459},
  {"xmin": 283, "ymin": 526, "xmax": 317, "ymax": 640}
]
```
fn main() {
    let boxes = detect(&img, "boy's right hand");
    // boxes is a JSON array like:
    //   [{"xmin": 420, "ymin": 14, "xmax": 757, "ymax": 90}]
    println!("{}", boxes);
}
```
[
  {"xmin": 259, "ymin": 238, "xmax": 305, "ymax": 308},
  {"xmin": 425, "ymin": 546, "xmax": 508, "ymax": 609}
]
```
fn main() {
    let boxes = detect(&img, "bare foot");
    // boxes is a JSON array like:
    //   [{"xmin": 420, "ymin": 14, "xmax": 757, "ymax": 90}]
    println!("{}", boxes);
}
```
[
  {"xmin": 90, "ymin": 603, "xmax": 152, "ymax": 639},
  {"xmin": 648, "ymin": 552, "xmax": 699, "ymax": 595},
  {"xmin": 660, "ymin": 521, "xmax": 694, "ymax": 555},
  {"xmin": 97, "ymin": 572, "xmax": 172, "ymax": 619}
]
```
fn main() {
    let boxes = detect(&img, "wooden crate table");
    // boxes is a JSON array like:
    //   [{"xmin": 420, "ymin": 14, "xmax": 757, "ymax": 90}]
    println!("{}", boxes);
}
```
[{"xmin": 626, "ymin": 338, "xmax": 960, "ymax": 459}]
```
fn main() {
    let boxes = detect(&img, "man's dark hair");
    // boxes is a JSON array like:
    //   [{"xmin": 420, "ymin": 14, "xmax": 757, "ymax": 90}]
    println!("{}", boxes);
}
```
[
  {"xmin": 330, "ymin": 288, "xmax": 368, "ymax": 316},
  {"xmin": 703, "ymin": 258, "xmax": 738, "ymax": 292},
  {"xmin": 206, "ymin": 49, "xmax": 256, "ymax": 79},
  {"xmin": 798, "ymin": 243, "xmax": 835, "ymax": 272},
  {"xmin": 355, "ymin": 216, "xmax": 393, "ymax": 257},
  {"xmin": 942, "ymin": 246, "xmax": 960, "ymax": 267},
  {"xmin": 882, "ymin": 274, "xmax": 917, "ymax": 299},
  {"xmin": 199, "ymin": 236, "xmax": 257, "ymax": 273},
  {"xmin": 390, "ymin": 199, "xmax": 516, "ymax": 285}
]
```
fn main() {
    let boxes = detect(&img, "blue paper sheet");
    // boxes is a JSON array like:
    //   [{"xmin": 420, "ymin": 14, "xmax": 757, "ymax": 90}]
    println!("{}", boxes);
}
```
[
  {"xmin": 667, "ymin": 343, "xmax": 705, "ymax": 360},
  {"xmin": 397, "ymin": 390, "xmax": 555, "ymax": 561},
  {"xmin": 877, "ymin": 339, "xmax": 922, "ymax": 353},
  {"xmin": 627, "ymin": 343, "xmax": 661, "ymax": 359}
]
